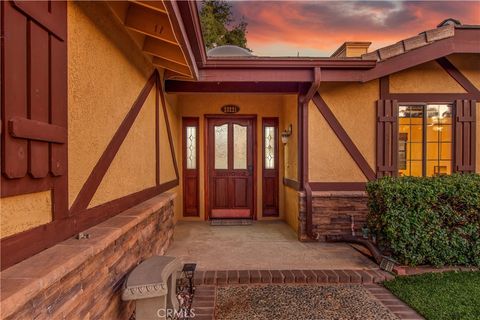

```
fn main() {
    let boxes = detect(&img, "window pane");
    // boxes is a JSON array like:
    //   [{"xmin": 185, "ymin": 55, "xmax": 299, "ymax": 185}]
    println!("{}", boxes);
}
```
[
  {"xmin": 427, "ymin": 104, "xmax": 452, "ymax": 125},
  {"xmin": 426, "ymin": 160, "xmax": 451, "ymax": 177},
  {"xmin": 214, "ymin": 124, "xmax": 228, "ymax": 169},
  {"xmin": 233, "ymin": 124, "xmax": 247, "ymax": 169},
  {"xmin": 264, "ymin": 126, "xmax": 275, "ymax": 169},
  {"xmin": 398, "ymin": 105, "xmax": 424, "ymax": 177},
  {"xmin": 427, "ymin": 124, "xmax": 452, "ymax": 143},
  {"xmin": 409, "ymin": 143, "xmax": 423, "ymax": 161},
  {"xmin": 186, "ymin": 126, "xmax": 196, "ymax": 169},
  {"xmin": 427, "ymin": 142, "xmax": 452, "ymax": 161},
  {"xmin": 410, "ymin": 161, "xmax": 423, "ymax": 177}
]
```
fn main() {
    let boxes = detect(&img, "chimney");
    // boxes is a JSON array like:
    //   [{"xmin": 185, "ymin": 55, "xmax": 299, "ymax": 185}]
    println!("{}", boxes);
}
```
[{"xmin": 331, "ymin": 42, "xmax": 371, "ymax": 58}]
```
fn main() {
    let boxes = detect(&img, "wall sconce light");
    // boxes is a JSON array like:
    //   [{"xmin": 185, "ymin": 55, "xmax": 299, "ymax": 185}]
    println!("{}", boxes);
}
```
[{"xmin": 281, "ymin": 124, "xmax": 292, "ymax": 145}]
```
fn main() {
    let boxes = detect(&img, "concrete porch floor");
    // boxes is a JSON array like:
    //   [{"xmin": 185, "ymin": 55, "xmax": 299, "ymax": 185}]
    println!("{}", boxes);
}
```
[{"xmin": 166, "ymin": 221, "xmax": 377, "ymax": 270}]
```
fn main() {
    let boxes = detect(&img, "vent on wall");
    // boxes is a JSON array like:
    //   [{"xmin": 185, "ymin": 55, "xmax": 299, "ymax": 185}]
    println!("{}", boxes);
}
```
[{"xmin": 221, "ymin": 105, "xmax": 240, "ymax": 114}]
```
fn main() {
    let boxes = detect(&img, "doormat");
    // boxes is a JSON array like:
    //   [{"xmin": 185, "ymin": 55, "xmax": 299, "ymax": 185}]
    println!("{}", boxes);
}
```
[{"xmin": 210, "ymin": 219, "xmax": 253, "ymax": 226}]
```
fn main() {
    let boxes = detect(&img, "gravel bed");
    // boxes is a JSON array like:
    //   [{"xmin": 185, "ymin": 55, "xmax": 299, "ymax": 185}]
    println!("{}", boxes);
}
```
[{"xmin": 214, "ymin": 284, "xmax": 398, "ymax": 320}]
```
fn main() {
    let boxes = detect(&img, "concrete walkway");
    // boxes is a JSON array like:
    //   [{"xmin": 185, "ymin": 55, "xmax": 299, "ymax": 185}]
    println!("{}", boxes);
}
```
[{"xmin": 166, "ymin": 221, "xmax": 377, "ymax": 270}]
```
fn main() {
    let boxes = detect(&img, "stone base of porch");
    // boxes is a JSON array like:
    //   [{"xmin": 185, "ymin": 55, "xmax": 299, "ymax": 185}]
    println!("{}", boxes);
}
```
[
  {"xmin": 299, "ymin": 191, "xmax": 369, "ymax": 241},
  {"xmin": 1, "ymin": 193, "xmax": 176, "ymax": 320}
]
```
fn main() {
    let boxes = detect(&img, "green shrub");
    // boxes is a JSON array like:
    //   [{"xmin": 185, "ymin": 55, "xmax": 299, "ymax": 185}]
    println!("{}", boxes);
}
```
[{"xmin": 366, "ymin": 174, "xmax": 480, "ymax": 266}]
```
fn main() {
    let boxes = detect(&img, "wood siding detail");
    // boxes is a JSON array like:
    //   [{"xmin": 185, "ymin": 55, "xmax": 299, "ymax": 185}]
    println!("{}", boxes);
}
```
[
  {"xmin": 376, "ymin": 99, "xmax": 399, "ymax": 177},
  {"xmin": 455, "ymin": 100, "xmax": 476, "ymax": 173},
  {"xmin": 262, "ymin": 118, "xmax": 279, "ymax": 217},
  {"xmin": 182, "ymin": 117, "xmax": 200, "ymax": 216},
  {"xmin": 1, "ymin": 0, "xmax": 67, "ymax": 187}
]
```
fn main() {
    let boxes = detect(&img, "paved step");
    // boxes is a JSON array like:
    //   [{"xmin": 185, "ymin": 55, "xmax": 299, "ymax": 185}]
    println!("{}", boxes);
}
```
[{"xmin": 194, "ymin": 269, "xmax": 394, "ymax": 286}]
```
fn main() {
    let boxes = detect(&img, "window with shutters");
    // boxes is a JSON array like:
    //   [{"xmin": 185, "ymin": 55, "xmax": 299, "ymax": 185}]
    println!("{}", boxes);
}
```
[{"xmin": 377, "ymin": 99, "xmax": 475, "ymax": 178}]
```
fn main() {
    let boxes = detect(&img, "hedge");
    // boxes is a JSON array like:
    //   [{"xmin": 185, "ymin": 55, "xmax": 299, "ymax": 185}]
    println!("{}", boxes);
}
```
[{"xmin": 366, "ymin": 174, "xmax": 480, "ymax": 267}]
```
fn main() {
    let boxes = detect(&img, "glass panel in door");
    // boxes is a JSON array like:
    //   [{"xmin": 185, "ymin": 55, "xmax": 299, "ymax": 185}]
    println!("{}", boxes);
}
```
[
  {"xmin": 214, "ymin": 124, "xmax": 228, "ymax": 169},
  {"xmin": 233, "ymin": 124, "xmax": 247, "ymax": 169}
]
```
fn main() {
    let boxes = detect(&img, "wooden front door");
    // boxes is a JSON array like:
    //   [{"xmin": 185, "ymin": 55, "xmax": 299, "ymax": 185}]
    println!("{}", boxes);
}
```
[{"xmin": 207, "ymin": 116, "xmax": 255, "ymax": 219}]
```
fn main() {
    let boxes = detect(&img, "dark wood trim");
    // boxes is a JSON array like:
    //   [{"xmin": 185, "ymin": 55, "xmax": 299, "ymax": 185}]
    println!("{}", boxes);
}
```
[
  {"xmin": 182, "ymin": 117, "xmax": 200, "ymax": 217},
  {"xmin": 175, "ymin": 0, "xmax": 207, "ymax": 67},
  {"xmin": 155, "ymin": 73, "xmax": 160, "ymax": 185},
  {"xmin": 436, "ymin": 57, "xmax": 480, "ymax": 95},
  {"xmin": 283, "ymin": 177, "xmax": 301, "ymax": 191},
  {"xmin": 312, "ymin": 93, "xmax": 376, "ymax": 181},
  {"xmin": 69, "ymin": 71, "xmax": 157, "ymax": 213},
  {"xmin": 262, "ymin": 117, "xmax": 279, "ymax": 217},
  {"xmin": 158, "ymin": 75, "xmax": 180, "ymax": 182},
  {"xmin": 204, "ymin": 115, "xmax": 257, "ymax": 220},
  {"xmin": 162, "ymin": 0, "xmax": 198, "ymax": 79},
  {"xmin": 380, "ymin": 76, "xmax": 389, "ymax": 100},
  {"xmin": 309, "ymin": 182, "xmax": 366, "ymax": 192},
  {"xmin": 165, "ymin": 81, "xmax": 301, "ymax": 94},
  {"xmin": 385, "ymin": 93, "xmax": 479, "ymax": 101},
  {"xmin": 73, "ymin": 180, "xmax": 178, "ymax": 231},
  {"xmin": 8, "ymin": 117, "xmax": 66, "ymax": 143}
]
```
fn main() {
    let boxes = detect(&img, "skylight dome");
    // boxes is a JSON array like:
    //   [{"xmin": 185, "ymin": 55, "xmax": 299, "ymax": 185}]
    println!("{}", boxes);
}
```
[{"xmin": 207, "ymin": 45, "xmax": 254, "ymax": 57}]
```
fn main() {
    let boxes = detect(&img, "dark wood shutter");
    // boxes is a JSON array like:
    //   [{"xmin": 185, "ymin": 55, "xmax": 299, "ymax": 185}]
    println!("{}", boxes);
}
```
[
  {"xmin": 376, "ymin": 99, "xmax": 398, "ymax": 178},
  {"xmin": 455, "ymin": 100, "xmax": 476, "ymax": 173},
  {"xmin": 1, "ymin": 1, "xmax": 67, "ymax": 201}
]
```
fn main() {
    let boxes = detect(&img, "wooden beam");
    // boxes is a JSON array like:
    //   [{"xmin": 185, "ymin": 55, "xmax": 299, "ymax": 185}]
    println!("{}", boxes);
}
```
[
  {"xmin": 131, "ymin": 0, "xmax": 167, "ymax": 14},
  {"xmin": 164, "ymin": 81, "xmax": 300, "ymax": 93},
  {"xmin": 309, "ymin": 182, "xmax": 366, "ymax": 191},
  {"xmin": 312, "ymin": 93, "xmax": 376, "ymax": 181},
  {"xmin": 125, "ymin": 3, "xmax": 176, "ymax": 45},
  {"xmin": 8, "ymin": 117, "xmax": 67, "ymax": 143},
  {"xmin": 143, "ymin": 36, "xmax": 187, "ymax": 66},
  {"xmin": 152, "ymin": 56, "xmax": 191, "ymax": 77}
]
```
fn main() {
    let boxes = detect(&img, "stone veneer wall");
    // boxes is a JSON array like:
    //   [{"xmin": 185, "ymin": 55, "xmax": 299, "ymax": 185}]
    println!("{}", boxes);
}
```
[
  {"xmin": 1, "ymin": 193, "xmax": 176, "ymax": 320},
  {"xmin": 298, "ymin": 192, "xmax": 368, "ymax": 241}
]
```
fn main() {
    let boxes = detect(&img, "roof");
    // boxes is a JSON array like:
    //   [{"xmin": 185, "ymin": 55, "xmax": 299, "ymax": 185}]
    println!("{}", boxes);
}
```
[{"xmin": 361, "ymin": 18, "xmax": 479, "ymax": 62}]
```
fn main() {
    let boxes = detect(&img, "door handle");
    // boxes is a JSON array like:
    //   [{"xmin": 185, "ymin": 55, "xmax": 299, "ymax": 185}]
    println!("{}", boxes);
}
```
[{"xmin": 247, "ymin": 165, "xmax": 254, "ymax": 175}]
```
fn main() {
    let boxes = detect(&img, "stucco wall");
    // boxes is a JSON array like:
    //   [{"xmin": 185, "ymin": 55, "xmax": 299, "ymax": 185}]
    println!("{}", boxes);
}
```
[
  {"xmin": 0, "ymin": 191, "xmax": 52, "ymax": 238},
  {"xmin": 390, "ymin": 60, "xmax": 465, "ymax": 93},
  {"xmin": 174, "ymin": 94, "xmax": 287, "ymax": 221}
]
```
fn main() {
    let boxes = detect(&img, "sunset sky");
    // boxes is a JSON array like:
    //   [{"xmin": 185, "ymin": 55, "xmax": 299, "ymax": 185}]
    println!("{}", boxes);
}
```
[{"xmin": 217, "ymin": 1, "xmax": 480, "ymax": 57}]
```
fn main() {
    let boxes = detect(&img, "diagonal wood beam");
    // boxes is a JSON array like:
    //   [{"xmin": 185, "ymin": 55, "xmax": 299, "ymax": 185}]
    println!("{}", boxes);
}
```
[
  {"xmin": 70, "ymin": 71, "xmax": 157, "ymax": 213},
  {"xmin": 158, "ymin": 76, "xmax": 180, "ymax": 181},
  {"xmin": 143, "ymin": 37, "xmax": 187, "ymax": 66},
  {"xmin": 312, "ymin": 93, "xmax": 376, "ymax": 181},
  {"xmin": 436, "ymin": 57, "xmax": 480, "ymax": 95},
  {"xmin": 125, "ymin": 3, "xmax": 176, "ymax": 45}
]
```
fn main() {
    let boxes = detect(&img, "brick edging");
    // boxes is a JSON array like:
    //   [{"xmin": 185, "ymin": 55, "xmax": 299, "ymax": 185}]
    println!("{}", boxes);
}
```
[
  {"xmin": 194, "ymin": 269, "xmax": 394, "ymax": 286},
  {"xmin": 364, "ymin": 284, "xmax": 425, "ymax": 320}
]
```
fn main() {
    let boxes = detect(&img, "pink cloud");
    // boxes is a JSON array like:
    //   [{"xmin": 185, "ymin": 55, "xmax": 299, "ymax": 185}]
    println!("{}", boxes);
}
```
[{"xmin": 223, "ymin": 1, "xmax": 480, "ymax": 56}]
